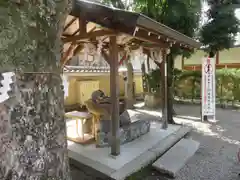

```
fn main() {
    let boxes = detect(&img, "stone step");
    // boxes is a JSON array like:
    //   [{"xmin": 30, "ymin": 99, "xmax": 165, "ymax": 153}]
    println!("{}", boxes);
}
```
[
  {"xmin": 110, "ymin": 126, "xmax": 192, "ymax": 180},
  {"xmin": 152, "ymin": 138, "xmax": 200, "ymax": 178}
]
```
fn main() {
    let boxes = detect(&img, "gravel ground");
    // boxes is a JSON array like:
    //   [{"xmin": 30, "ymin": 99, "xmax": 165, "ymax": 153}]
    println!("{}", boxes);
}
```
[
  {"xmin": 70, "ymin": 104, "xmax": 240, "ymax": 180},
  {"xmin": 174, "ymin": 104, "xmax": 240, "ymax": 180}
]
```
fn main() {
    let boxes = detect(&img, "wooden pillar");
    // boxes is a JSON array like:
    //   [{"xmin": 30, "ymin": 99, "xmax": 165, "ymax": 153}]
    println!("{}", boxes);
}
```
[
  {"xmin": 126, "ymin": 62, "xmax": 134, "ymax": 109},
  {"xmin": 146, "ymin": 54, "xmax": 150, "ymax": 72},
  {"xmin": 216, "ymin": 51, "xmax": 219, "ymax": 65},
  {"xmin": 161, "ymin": 49, "xmax": 168, "ymax": 129},
  {"xmin": 110, "ymin": 36, "xmax": 120, "ymax": 156},
  {"xmin": 181, "ymin": 55, "xmax": 184, "ymax": 69}
]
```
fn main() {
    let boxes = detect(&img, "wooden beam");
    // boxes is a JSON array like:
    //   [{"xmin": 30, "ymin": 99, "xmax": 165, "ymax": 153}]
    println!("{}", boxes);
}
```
[
  {"xmin": 63, "ymin": 44, "xmax": 85, "ymax": 66},
  {"xmin": 71, "ymin": 28, "xmax": 81, "ymax": 36},
  {"xmin": 88, "ymin": 26, "xmax": 97, "ymax": 33},
  {"xmin": 62, "ymin": 30, "xmax": 116, "ymax": 43},
  {"xmin": 101, "ymin": 50, "xmax": 110, "ymax": 65},
  {"xmin": 101, "ymin": 36, "xmax": 109, "ymax": 42},
  {"xmin": 79, "ymin": 18, "xmax": 87, "ymax": 35},
  {"xmin": 161, "ymin": 49, "xmax": 168, "ymax": 129},
  {"xmin": 109, "ymin": 36, "xmax": 120, "ymax": 156},
  {"xmin": 134, "ymin": 30, "xmax": 169, "ymax": 48},
  {"xmin": 63, "ymin": 20, "xmax": 90, "ymax": 37},
  {"xmin": 146, "ymin": 54, "xmax": 150, "ymax": 71},
  {"xmin": 216, "ymin": 51, "xmax": 219, "ymax": 64},
  {"xmin": 136, "ymin": 26, "xmax": 193, "ymax": 49},
  {"xmin": 181, "ymin": 55, "xmax": 184, "ymax": 69},
  {"xmin": 61, "ymin": 43, "xmax": 76, "ymax": 67},
  {"xmin": 73, "ymin": 44, "xmax": 84, "ymax": 56},
  {"xmin": 64, "ymin": 17, "xmax": 77, "ymax": 32}
]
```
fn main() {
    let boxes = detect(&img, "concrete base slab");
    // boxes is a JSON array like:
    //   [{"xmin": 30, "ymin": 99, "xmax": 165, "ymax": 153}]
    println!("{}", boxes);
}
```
[
  {"xmin": 68, "ymin": 123, "xmax": 191, "ymax": 180},
  {"xmin": 152, "ymin": 138, "xmax": 200, "ymax": 178}
]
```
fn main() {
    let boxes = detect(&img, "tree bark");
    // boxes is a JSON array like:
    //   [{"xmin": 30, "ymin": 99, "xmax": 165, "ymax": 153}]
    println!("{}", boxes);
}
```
[
  {"xmin": 0, "ymin": 1, "xmax": 72, "ymax": 179},
  {"xmin": 126, "ymin": 62, "xmax": 134, "ymax": 109},
  {"xmin": 146, "ymin": 55, "xmax": 150, "ymax": 72},
  {"xmin": 141, "ymin": 63, "xmax": 148, "ymax": 93}
]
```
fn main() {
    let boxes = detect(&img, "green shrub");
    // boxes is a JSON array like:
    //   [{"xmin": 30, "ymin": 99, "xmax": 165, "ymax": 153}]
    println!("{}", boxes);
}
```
[{"xmin": 146, "ymin": 68, "xmax": 240, "ymax": 105}]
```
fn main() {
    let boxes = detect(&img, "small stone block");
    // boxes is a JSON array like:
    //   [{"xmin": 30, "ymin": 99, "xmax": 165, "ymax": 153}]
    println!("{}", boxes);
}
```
[{"xmin": 152, "ymin": 138, "xmax": 200, "ymax": 178}]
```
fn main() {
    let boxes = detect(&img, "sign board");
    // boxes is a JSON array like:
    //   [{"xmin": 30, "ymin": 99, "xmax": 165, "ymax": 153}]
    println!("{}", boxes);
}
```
[{"xmin": 201, "ymin": 57, "xmax": 216, "ymax": 120}]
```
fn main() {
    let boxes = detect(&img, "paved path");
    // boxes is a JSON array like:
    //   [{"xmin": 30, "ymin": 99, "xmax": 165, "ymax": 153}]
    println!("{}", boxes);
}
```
[{"xmin": 70, "ymin": 104, "xmax": 240, "ymax": 180}]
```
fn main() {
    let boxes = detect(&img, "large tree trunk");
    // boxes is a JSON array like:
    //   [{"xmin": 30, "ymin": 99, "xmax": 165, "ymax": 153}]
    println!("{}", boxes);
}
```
[
  {"xmin": 126, "ymin": 62, "xmax": 134, "ymax": 109},
  {"xmin": 0, "ymin": 1, "xmax": 72, "ymax": 179},
  {"xmin": 141, "ymin": 62, "xmax": 148, "ymax": 93}
]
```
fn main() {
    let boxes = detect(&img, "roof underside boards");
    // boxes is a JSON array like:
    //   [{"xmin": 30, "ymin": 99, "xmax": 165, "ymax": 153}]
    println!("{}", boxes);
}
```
[{"xmin": 71, "ymin": 0, "xmax": 201, "ymax": 49}]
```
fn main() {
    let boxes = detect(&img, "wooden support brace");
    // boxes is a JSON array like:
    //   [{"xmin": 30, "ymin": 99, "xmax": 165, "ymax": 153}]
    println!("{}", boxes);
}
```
[
  {"xmin": 101, "ymin": 50, "xmax": 110, "ymax": 65},
  {"xmin": 73, "ymin": 44, "xmax": 84, "ymax": 56},
  {"xmin": 61, "ymin": 43, "xmax": 76, "ymax": 67},
  {"xmin": 64, "ymin": 17, "xmax": 77, "ymax": 32},
  {"xmin": 72, "ymin": 26, "xmax": 96, "ymax": 37},
  {"xmin": 79, "ymin": 18, "xmax": 87, "ymax": 35},
  {"xmin": 62, "ymin": 30, "xmax": 116, "ymax": 43}
]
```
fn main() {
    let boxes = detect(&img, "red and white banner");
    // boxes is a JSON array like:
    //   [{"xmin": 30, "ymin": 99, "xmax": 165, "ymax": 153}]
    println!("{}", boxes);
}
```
[{"xmin": 202, "ymin": 57, "xmax": 216, "ymax": 119}]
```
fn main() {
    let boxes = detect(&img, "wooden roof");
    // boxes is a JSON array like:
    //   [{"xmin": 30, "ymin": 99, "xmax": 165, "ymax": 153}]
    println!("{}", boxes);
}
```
[
  {"xmin": 61, "ymin": 0, "xmax": 202, "ymax": 66},
  {"xmin": 68, "ymin": 0, "xmax": 201, "ymax": 49}
]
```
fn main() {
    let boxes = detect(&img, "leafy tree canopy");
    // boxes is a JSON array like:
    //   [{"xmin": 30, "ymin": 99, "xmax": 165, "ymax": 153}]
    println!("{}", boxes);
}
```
[
  {"xmin": 200, "ymin": 0, "xmax": 240, "ymax": 55},
  {"xmin": 102, "ymin": 0, "xmax": 201, "ymax": 58}
]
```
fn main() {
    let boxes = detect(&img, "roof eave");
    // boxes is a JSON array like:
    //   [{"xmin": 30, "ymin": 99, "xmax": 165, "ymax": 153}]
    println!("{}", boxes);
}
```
[
  {"xmin": 71, "ymin": 0, "xmax": 139, "ymax": 34},
  {"xmin": 136, "ymin": 15, "xmax": 202, "ymax": 49}
]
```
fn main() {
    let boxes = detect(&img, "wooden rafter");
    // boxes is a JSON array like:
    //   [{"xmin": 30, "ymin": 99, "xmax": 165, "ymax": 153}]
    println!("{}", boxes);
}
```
[
  {"xmin": 71, "ymin": 28, "xmax": 81, "ymax": 36},
  {"xmin": 134, "ymin": 29, "xmax": 169, "ymax": 48},
  {"xmin": 79, "ymin": 18, "xmax": 87, "ymax": 35},
  {"xmin": 61, "ymin": 43, "xmax": 76, "ymax": 67},
  {"xmin": 101, "ymin": 50, "xmax": 110, "ymax": 65},
  {"xmin": 64, "ymin": 17, "xmax": 77, "ymax": 32},
  {"xmin": 73, "ymin": 44, "xmax": 84, "ymax": 56},
  {"xmin": 71, "ymin": 25, "xmax": 97, "ymax": 37},
  {"xmin": 88, "ymin": 26, "xmax": 97, "ymax": 34},
  {"xmin": 61, "ymin": 44, "xmax": 84, "ymax": 67},
  {"xmin": 120, "ymin": 36, "xmax": 133, "ymax": 45},
  {"xmin": 62, "ymin": 30, "xmax": 117, "ymax": 43},
  {"xmin": 101, "ymin": 36, "xmax": 109, "ymax": 42}
]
